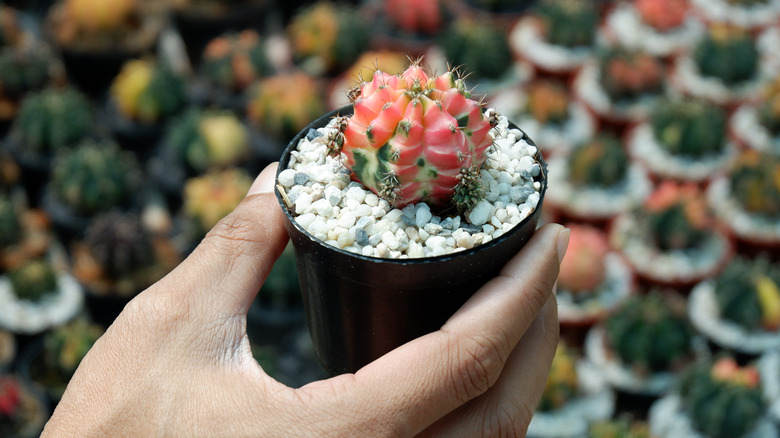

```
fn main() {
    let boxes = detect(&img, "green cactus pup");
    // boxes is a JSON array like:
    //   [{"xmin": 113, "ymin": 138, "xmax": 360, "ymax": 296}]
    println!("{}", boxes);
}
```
[
  {"xmin": 568, "ymin": 133, "xmax": 630, "ymax": 189},
  {"xmin": 0, "ymin": 194, "xmax": 21, "ymax": 248},
  {"xmin": 246, "ymin": 71, "xmax": 326, "ymax": 141},
  {"xmin": 728, "ymin": 150, "xmax": 780, "ymax": 219},
  {"xmin": 712, "ymin": 256, "xmax": 780, "ymax": 332},
  {"xmin": 650, "ymin": 99, "xmax": 727, "ymax": 159},
  {"xmin": 438, "ymin": 18, "xmax": 513, "ymax": 81},
  {"xmin": 0, "ymin": 44, "xmax": 54, "ymax": 121},
  {"xmin": 110, "ymin": 58, "xmax": 187, "ymax": 125},
  {"xmin": 8, "ymin": 259, "xmax": 58, "ymax": 302},
  {"xmin": 589, "ymin": 417, "xmax": 652, "ymax": 438},
  {"xmin": 534, "ymin": 0, "xmax": 599, "ymax": 48},
  {"xmin": 38, "ymin": 318, "xmax": 103, "ymax": 398},
  {"xmin": 598, "ymin": 48, "xmax": 664, "ymax": 104},
  {"xmin": 693, "ymin": 24, "xmax": 759, "ymax": 86},
  {"xmin": 200, "ymin": 30, "xmax": 274, "ymax": 93}
]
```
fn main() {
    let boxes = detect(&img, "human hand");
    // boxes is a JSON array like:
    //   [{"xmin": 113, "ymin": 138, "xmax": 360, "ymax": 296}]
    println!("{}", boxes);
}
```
[{"xmin": 43, "ymin": 163, "xmax": 568, "ymax": 437}]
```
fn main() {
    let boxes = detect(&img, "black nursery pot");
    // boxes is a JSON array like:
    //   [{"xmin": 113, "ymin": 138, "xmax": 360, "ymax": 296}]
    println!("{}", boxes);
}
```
[{"xmin": 275, "ymin": 107, "xmax": 548, "ymax": 375}]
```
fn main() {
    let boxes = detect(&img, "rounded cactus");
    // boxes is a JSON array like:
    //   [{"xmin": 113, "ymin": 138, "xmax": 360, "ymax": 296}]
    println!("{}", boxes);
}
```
[
  {"xmin": 110, "ymin": 58, "xmax": 187, "ymax": 124},
  {"xmin": 200, "ymin": 30, "xmax": 274, "ymax": 93},
  {"xmin": 328, "ymin": 62, "xmax": 497, "ymax": 212},
  {"xmin": 644, "ymin": 182, "xmax": 711, "ymax": 252},
  {"xmin": 635, "ymin": 0, "xmax": 689, "ymax": 31},
  {"xmin": 538, "ymin": 342, "xmax": 580, "ymax": 411},
  {"xmin": 693, "ymin": 24, "xmax": 759, "ymax": 85},
  {"xmin": 183, "ymin": 167, "xmax": 253, "ymax": 233},
  {"xmin": 0, "ymin": 44, "xmax": 53, "ymax": 101},
  {"xmin": 384, "ymin": 0, "xmax": 446, "ymax": 36},
  {"xmin": 650, "ymin": 98, "xmax": 727, "ymax": 159},
  {"xmin": 83, "ymin": 211, "xmax": 155, "ymax": 281},
  {"xmin": 568, "ymin": 133, "xmax": 630, "ymax": 188},
  {"xmin": 0, "ymin": 195, "xmax": 21, "ymax": 248},
  {"xmin": 8, "ymin": 258, "xmax": 58, "ymax": 302},
  {"xmin": 588, "ymin": 416, "xmax": 652, "ymax": 438},
  {"xmin": 558, "ymin": 224, "xmax": 610, "ymax": 294},
  {"xmin": 246, "ymin": 71, "xmax": 326, "ymax": 141},
  {"xmin": 524, "ymin": 79, "xmax": 571, "ymax": 125},
  {"xmin": 598, "ymin": 48, "xmax": 664, "ymax": 102},
  {"xmin": 714, "ymin": 256, "xmax": 780, "ymax": 332},
  {"xmin": 50, "ymin": 140, "xmax": 142, "ymax": 216},
  {"xmin": 438, "ymin": 18, "xmax": 513, "ymax": 80},
  {"xmin": 728, "ymin": 150, "xmax": 780, "ymax": 217},
  {"xmin": 605, "ymin": 291, "xmax": 694, "ymax": 373},
  {"xmin": 43, "ymin": 318, "xmax": 103, "ymax": 379},
  {"xmin": 12, "ymin": 87, "xmax": 92, "ymax": 156},
  {"xmin": 758, "ymin": 76, "xmax": 780, "ymax": 136},
  {"xmin": 0, "ymin": 5, "xmax": 22, "ymax": 48},
  {"xmin": 534, "ymin": 0, "xmax": 599, "ymax": 48}
]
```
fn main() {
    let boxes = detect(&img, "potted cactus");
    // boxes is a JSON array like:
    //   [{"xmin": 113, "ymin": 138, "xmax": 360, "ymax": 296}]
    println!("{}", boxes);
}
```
[
  {"xmin": 509, "ymin": 0, "xmax": 599, "ymax": 76},
  {"xmin": 588, "ymin": 416, "xmax": 652, "ymax": 438},
  {"xmin": 0, "ymin": 374, "xmax": 48, "ymax": 438},
  {"xmin": 527, "ymin": 342, "xmax": 615, "ymax": 438},
  {"xmin": 106, "ymin": 57, "xmax": 187, "ymax": 158},
  {"xmin": 601, "ymin": 0, "xmax": 704, "ymax": 57},
  {"xmin": 586, "ymin": 291, "xmax": 699, "ymax": 395},
  {"xmin": 650, "ymin": 357, "xmax": 775, "ymax": 438},
  {"xmin": 0, "ymin": 194, "xmax": 52, "ymax": 274},
  {"xmin": 628, "ymin": 98, "xmax": 734, "ymax": 183},
  {"xmin": 689, "ymin": 256, "xmax": 780, "ymax": 356},
  {"xmin": 489, "ymin": 78, "xmax": 596, "ymax": 159},
  {"xmin": 0, "ymin": 257, "xmax": 83, "ymax": 334},
  {"xmin": 0, "ymin": 42, "xmax": 60, "ymax": 134},
  {"xmin": 729, "ymin": 75, "xmax": 780, "ymax": 157},
  {"xmin": 275, "ymin": 61, "xmax": 547, "ymax": 374},
  {"xmin": 690, "ymin": 0, "xmax": 780, "ymax": 30},
  {"xmin": 287, "ymin": 1, "xmax": 371, "ymax": 76}
]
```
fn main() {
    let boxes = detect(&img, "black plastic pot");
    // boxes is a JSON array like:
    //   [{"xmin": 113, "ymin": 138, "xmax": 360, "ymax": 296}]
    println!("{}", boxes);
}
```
[{"xmin": 275, "ymin": 107, "xmax": 548, "ymax": 375}]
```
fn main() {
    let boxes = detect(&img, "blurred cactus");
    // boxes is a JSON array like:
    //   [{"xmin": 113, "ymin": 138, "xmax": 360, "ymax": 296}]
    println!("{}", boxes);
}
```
[
  {"xmin": 84, "ymin": 211, "xmax": 154, "ymax": 281},
  {"xmin": 43, "ymin": 318, "xmax": 103, "ymax": 379},
  {"xmin": 110, "ymin": 58, "xmax": 186, "ymax": 124},
  {"xmin": 635, "ymin": 0, "xmax": 689, "ymax": 31},
  {"xmin": 13, "ymin": 87, "xmax": 91, "ymax": 156},
  {"xmin": 644, "ymin": 182, "xmax": 710, "ymax": 252},
  {"xmin": 524, "ymin": 79, "xmax": 570, "ymax": 125},
  {"xmin": 259, "ymin": 243, "xmax": 301, "ymax": 310},
  {"xmin": 200, "ymin": 30, "xmax": 274, "ymax": 93},
  {"xmin": 51, "ymin": 141, "xmax": 141, "ymax": 216},
  {"xmin": 538, "ymin": 343, "xmax": 580, "ymax": 411},
  {"xmin": 183, "ymin": 168, "xmax": 252, "ymax": 233},
  {"xmin": 0, "ymin": 375, "xmax": 22, "ymax": 435},
  {"xmin": 650, "ymin": 99, "xmax": 726, "ymax": 159},
  {"xmin": 0, "ymin": 5, "xmax": 22, "ymax": 48},
  {"xmin": 605, "ymin": 291, "xmax": 694, "ymax": 373},
  {"xmin": 54, "ymin": 0, "xmax": 139, "ymax": 46},
  {"xmin": 714, "ymin": 256, "xmax": 780, "ymax": 331},
  {"xmin": 678, "ymin": 357, "xmax": 764, "ymax": 438},
  {"xmin": 558, "ymin": 224, "xmax": 610, "ymax": 294},
  {"xmin": 728, "ymin": 150, "xmax": 780, "ymax": 217},
  {"xmin": 342, "ymin": 50, "xmax": 408, "ymax": 82},
  {"xmin": 599, "ymin": 48, "xmax": 664, "ymax": 102},
  {"xmin": 588, "ymin": 416, "xmax": 652, "ymax": 438},
  {"xmin": 246, "ymin": 71, "xmax": 325, "ymax": 140},
  {"xmin": 758, "ymin": 76, "xmax": 780, "ymax": 136},
  {"xmin": 534, "ymin": 0, "xmax": 598, "ymax": 48},
  {"xmin": 8, "ymin": 259, "xmax": 58, "ymax": 302},
  {"xmin": 693, "ymin": 24, "xmax": 758, "ymax": 85},
  {"xmin": 0, "ymin": 195, "xmax": 21, "ymax": 247},
  {"xmin": 0, "ymin": 45, "xmax": 52, "ymax": 101},
  {"xmin": 384, "ymin": 0, "xmax": 445, "ymax": 36},
  {"xmin": 568, "ymin": 133, "xmax": 629, "ymax": 188},
  {"xmin": 438, "ymin": 18, "xmax": 513, "ymax": 80},
  {"xmin": 164, "ymin": 109, "xmax": 250, "ymax": 174}
]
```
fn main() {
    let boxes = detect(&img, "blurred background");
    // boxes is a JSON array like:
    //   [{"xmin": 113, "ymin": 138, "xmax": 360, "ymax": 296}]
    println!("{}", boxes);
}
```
[{"xmin": 0, "ymin": 0, "xmax": 779, "ymax": 436}]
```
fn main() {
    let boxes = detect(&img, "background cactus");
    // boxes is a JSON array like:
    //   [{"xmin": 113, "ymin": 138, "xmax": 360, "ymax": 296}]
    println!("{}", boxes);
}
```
[
  {"xmin": 82, "ymin": 211, "xmax": 154, "ymax": 282},
  {"xmin": 568, "ymin": 133, "xmax": 630, "ymax": 188},
  {"xmin": 644, "ymin": 182, "xmax": 710, "ymax": 252},
  {"xmin": 728, "ymin": 151, "xmax": 780, "ymax": 217},
  {"xmin": 383, "ymin": 0, "xmax": 445, "ymax": 36},
  {"xmin": 538, "ymin": 343, "xmax": 580, "ymax": 411},
  {"xmin": 0, "ymin": 195, "xmax": 21, "ymax": 248},
  {"xmin": 12, "ymin": 87, "xmax": 91, "ymax": 156},
  {"xmin": 605, "ymin": 291, "xmax": 694, "ymax": 373},
  {"xmin": 678, "ymin": 357, "xmax": 765, "ymax": 438},
  {"xmin": 558, "ymin": 224, "xmax": 610, "ymax": 294},
  {"xmin": 246, "ymin": 71, "xmax": 325, "ymax": 141},
  {"xmin": 438, "ymin": 17, "xmax": 513, "ymax": 80},
  {"xmin": 164, "ymin": 109, "xmax": 250, "ymax": 174},
  {"xmin": 534, "ymin": 0, "xmax": 599, "ymax": 48},
  {"xmin": 0, "ymin": 375, "xmax": 22, "ymax": 435},
  {"xmin": 183, "ymin": 167, "xmax": 252, "ymax": 234},
  {"xmin": 524, "ymin": 79, "xmax": 570, "ymax": 125},
  {"xmin": 693, "ymin": 24, "xmax": 759, "ymax": 85},
  {"xmin": 0, "ymin": 5, "xmax": 22, "ymax": 48},
  {"xmin": 258, "ymin": 243, "xmax": 302, "ymax": 310},
  {"xmin": 200, "ymin": 30, "xmax": 274, "ymax": 93},
  {"xmin": 713, "ymin": 256, "xmax": 780, "ymax": 331},
  {"xmin": 0, "ymin": 44, "xmax": 53, "ymax": 101},
  {"xmin": 42, "ymin": 318, "xmax": 103, "ymax": 382},
  {"xmin": 51, "ymin": 140, "xmax": 141, "ymax": 216},
  {"xmin": 331, "ymin": 62, "xmax": 496, "ymax": 211},
  {"xmin": 635, "ymin": 0, "xmax": 689, "ymax": 31},
  {"xmin": 53, "ymin": 0, "xmax": 143, "ymax": 48},
  {"xmin": 8, "ymin": 258, "xmax": 58, "ymax": 302},
  {"xmin": 588, "ymin": 417, "xmax": 652, "ymax": 438},
  {"xmin": 758, "ymin": 77, "xmax": 780, "ymax": 136},
  {"xmin": 650, "ymin": 99, "xmax": 727, "ymax": 159},
  {"xmin": 599, "ymin": 48, "xmax": 664, "ymax": 102},
  {"xmin": 110, "ymin": 58, "xmax": 186, "ymax": 124}
]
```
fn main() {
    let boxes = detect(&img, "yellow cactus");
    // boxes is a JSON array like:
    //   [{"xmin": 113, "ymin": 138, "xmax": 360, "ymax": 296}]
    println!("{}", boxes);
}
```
[
  {"xmin": 757, "ymin": 275, "xmax": 780, "ymax": 330},
  {"xmin": 198, "ymin": 114, "xmax": 249, "ymax": 167},
  {"xmin": 288, "ymin": 2, "xmax": 339, "ymax": 67},
  {"xmin": 111, "ymin": 59, "xmax": 153, "ymax": 121},
  {"xmin": 65, "ymin": 0, "xmax": 137, "ymax": 33},
  {"xmin": 184, "ymin": 168, "xmax": 253, "ymax": 231}
]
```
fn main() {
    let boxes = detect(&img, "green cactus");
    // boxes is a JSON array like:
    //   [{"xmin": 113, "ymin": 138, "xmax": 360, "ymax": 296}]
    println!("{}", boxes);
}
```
[
  {"xmin": 729, "ymin": 151, "xmax": 780, "ymax": 217},
  {"xmin": 83, "ymin": 211, "xmax": 155, "ymax": 281},
  {"xmin": 438, "ymin": 18, "xmax": 513, "ymax": 80},
  {"xmin": 51, "ymin": 140, "xmax": 141, "ymax": 216},
  {"xmin": 287, "ymin": 1, "xmax": 371, "ymax": 74},
  {"xmin": 588, "ymin": 417, "xmax": 652, "ymax": 438},
  {"xmin": 246, "ymin": 71, "xmax": 326, "ymax": 141},
  {"xmin": 605, "ymin": 291, "xmax": 694, "ymax": 373},
  {"xmin": 12, "ymin": 87, "xmax": 92, "ymax": 156},
  {"xmin": 714, "ymin": 256, "xmax": 780, "ymax": 332},
  {"xmin": 8, "ymin": 259, "xmax": 58, "ymax": 302},
  {"xmin": 693, "ymin": 24, "xmax": 759, "ymax": 85},
  {"xmin": 726, "ymin": 0, "xmax": 769, "ymax": 5},
  {"xmin": 200, "ymin": 30, "xmax": 274, "ymax": 93},
  {"xmin": 568, "ymin": 133, "xmax": 629, "ymax": 188},
  {"xmin": 534, "ymin": 0, "xmax": 598, "ymax": 48},
  {"xmin": 110, "ymin": 58, "xmax": 187, "ymax": 124},
  {"xmin": 538, "ymin": 342, "xmax": 579, "ymax": 411},
  {"xmin": 524, "ymin": 79, "xmax": 571, "ymax": 125},
  {"xmin": 598, "ymin": 48, "xmax": 664, "ymax": 102},
  {"xmin": 649, "ymin": 203, "xmax": 707, "ymax": 251},
  {"xmin": 758, "ymin": 79, "xmax": 780, "ymax": 135},
  {"xmin": 650, "ymin": 99, "xmax": 727, "ymax": 159},
  {"xmin": 164, "ymin": 109, "xmax": 250, "ymax": 174},
  {"xmin": 43, "ymin": 318, "xmax": 103, "ymax": 379},
  {"xmin": 0, "ymin": 195, "xmax": 21, "ymax": 247},
  {"xmin": 678, "ymin": 357, "xmax": 765, "ymax": 438},
  {"xmin": 0, "ymin": 45, "xmax": 52, "ymax": 100}
]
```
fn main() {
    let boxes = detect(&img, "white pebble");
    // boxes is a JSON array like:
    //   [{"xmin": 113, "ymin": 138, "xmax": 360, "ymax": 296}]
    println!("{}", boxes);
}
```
[
  {"xmin": 382, "ymin": 231, "xmax": 399, "ymax": 250},
  {"xmin": 278, "ymin": 169, "xmax": 297, "ymax": 187},
  {"xmin": 468, "ymin": 200, "xmax": 494, "ymax": 226},
  {"xmin": 415, "ymin": 208, "xmax": 433, "ymax": 228},
  {"xmin": 346, "ymin": 187, "xmax": 366, "ymax": 203}
]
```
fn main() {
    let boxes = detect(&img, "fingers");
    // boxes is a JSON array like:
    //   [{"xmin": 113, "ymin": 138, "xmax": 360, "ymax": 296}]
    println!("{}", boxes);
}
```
[
  {"xmin": 299, "ymin": 224, "xmax": 568, "ymax": 436},
  {"xmin": 151, "ymin": 163, "xmax": 290, "ymax": 318}
]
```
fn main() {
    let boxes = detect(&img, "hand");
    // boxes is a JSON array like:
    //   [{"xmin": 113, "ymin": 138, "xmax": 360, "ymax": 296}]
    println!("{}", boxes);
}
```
[{"xmin": 43, "ymin": 163, "xmax": 568, "ymax": 437}]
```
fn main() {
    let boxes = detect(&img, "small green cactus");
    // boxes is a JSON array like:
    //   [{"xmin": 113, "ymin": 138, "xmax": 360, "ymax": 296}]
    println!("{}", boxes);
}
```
[
  {"xmin": 51, "ymin": 140, "xmax": 142, "ymax": 216},
  {"xmin": 8, "ymin": 259, "xmax": 58, "ymax": 302},
  {"xmin": 0, "ymin": 195, "xmax": 21, "ymax": 247},
  {"xmin": 246, "ymin": 71, "xmax": 326, "ymax": 141},
  {"xmin": 538, "ymin": 342, "xmax": 580, "ymax": 411},
  {"xmin": 678, "ymin": 357, "xmax": 764, "ymax": 438},
  {"xmin": 650, "ymin": 99, "xmax": 727, "ymax": 159},
  {"xmin": 524, "ymin": 79, "xmax": 571, "ymax": 125},
  {"xmin": 43, "ymin": 318, "xmax": 103, "ymax": 379},
  {"xmin": 714, "ymin": 256, "xmax": 780, "ymax": 332},
  {"xmin": 12, "ymin": 87, "xmax": 92, "ymax": 156},
  {"xmin": 83, "ymin": 211, "xmax": 155, "ymax": 281},
  {"xmin": 438, "ymin": 18, "xmax": 513, "ymax": 80},
  {"xmin": 643, "ymin": 182, "xmax": 710, "ymax": 252},
  {"xmin": 599, "ymin": 48, "xmax": 664, "ymax": 102},
  {"xmin": 758, "ymin": 76, "xmax": 780, "ymax": 136},
  {"xmin": 568, "ymin": 133, "xmax": 629, "ymax": 188},
  {"xmin": 693, "ymin": 24, "xmax": 759, "ymax": 85},
  {"xmin": 605, "ymin": 291, "xmax": 694, "ymax": 374},
  {"xmin": 110, "ymin": 58, "xmax": 187, "ymax": 124},
  {"xmin": 200, "ymin": 30, "xmax": 274, "ymax": 93},
  {"xmin": 0, "ymin": 45, "xmax": 52, "ymax": 100},
  {"xmin": 287, "ymin": 1, "xmax": 371, "ymax": 74},
  {"xmin": 728, "ymin": 150, "xmax": 780, "ymax": 217},
  {"xmin": 534, "ymin": 0, "xmax": 599, "ymax": 48}
]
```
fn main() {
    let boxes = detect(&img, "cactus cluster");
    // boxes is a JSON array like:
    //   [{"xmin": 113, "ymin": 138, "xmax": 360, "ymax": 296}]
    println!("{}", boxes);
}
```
[
  {"xmin": 588, "ymin": 417, "xmax": 652, "ymax": 438},
  {"xmin": 605, "ymin": 291, "xmax": 694, "ymax": 373},
  {"xmin": 728, "ymin": 151, "xmax": 780, "ymax": 217},
  {"xmin": 327, "ymin": 62, "xmax": 497, "ymax": 212},
  {"xmin": 200, "ymin": 30, "xmax": 274, "ymax": 93},
  {"xmin": 384, "ymin": 0, "xmax": 445, "ymax": 36},
  {"xmin": 13, "ymin": 87, "xmax": 92, "ymax": 156},
  {"xmin": 678, "ymin": 357, "xmax": 765, "ymax": 438},
  {"xmin": 534, "ymin": 0, "xmax": 599, "ymax": 48},
  {"xmin": 0, "ymin": 195, "xmax": 21, "ymax": 248},
  {"xmin": 43, "ymin": 318, "xmax": 103, "ymax": 379},
  {"xmin": 538, "ymin": 343, "xmax": 580, "ymax": 411},
  {"xmin": 51, "ymin": 141, "xmax": 141, "ymax": 216},
  {"xmin": 8, "ymin": 259, "xmax": 58, "ymax": 302},
  {"xmin": 183, "ymin": 168, "xmax": 253, "ymax": 233},
  {"xmin": 246, "ymin": 71, "xmax": 326, "ymax": 140},
  {"xmin": 693, "ymin": 24, "xmax": 759, "ymax": 85},
  {"xmin": 758, "ymin": 76, "xmax": 780, "ymax": 136},
  {"xmin": 558, "ymin": 224, "xmax": 610, "ymax": 294},
  {"xmin": 0, "ymin": 44, "xmax": 52, "ymax": 101},
  {"xmin": 164, "ymin": 109, "xmax": 250, "ymax": 174},
  {"xmin": 650, "ymin": 99, "xmax": 727, "ymax": 159},
  {"xmin": 714, "ymin": 256, "xmax": 780, "ymax": 331},
  {"xmin": 643, "ymin": 182, "xmax": 710, "ymax": 252},
  {"xmin": 524, "ymin": 79, "xmax": 571, "ymax": 125},
  {"xmin": 635, "ymin": 0, "xmax": 689, "ymax": 31},
  {"xmin": 438, "ymin": 18, "xmax": 513, "ymax": 80},
  {"xmin": 287, "ymin": 1, "xmax": 371, "ymax": 74},
  {"xmin": 568, "ymin": 133, "xmax": 630, "ymax": 188},
  {"xmin": 111, "ymin": 58, "xmax": 187, "ymax": 124},
  {"xmin": 599, "ymin": 48, "xmax": 664, "ymax": 102}
]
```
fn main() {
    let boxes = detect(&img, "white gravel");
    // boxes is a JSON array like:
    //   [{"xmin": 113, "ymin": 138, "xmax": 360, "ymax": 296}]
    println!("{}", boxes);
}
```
[
  {"xmin": 690, "ymin": 0, "xmax": 780, "ymax": 30},
  {"xmin": 0, "ymin": 273, "xmax": 84, "ymax": 334},
  {"xmin": 669, "ymin": 55, "xmax": 769, "ymax": 106},
  {"xmin": 277, "ymin": 111, "xmax": 543, "ymax": 259},
  {"xmin": 509, "ymin": 16, "xmax": 595, "ymax": 73},
  {"xmin": 729, "ymin": 104, "xmax": 780, "ymax": 157},
  {"xmin": 707, "ymin": 176, "xmax": 780, "ymax": 245}
]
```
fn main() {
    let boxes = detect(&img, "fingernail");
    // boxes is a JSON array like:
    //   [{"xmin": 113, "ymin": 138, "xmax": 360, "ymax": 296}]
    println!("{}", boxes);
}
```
[
  {"xmin": 247, "ymin": 163, "xmax": 279, "ymax": 196},
  {"xmin": 557, "ymin": 228, "xmax": 570, "ymax": 265}
]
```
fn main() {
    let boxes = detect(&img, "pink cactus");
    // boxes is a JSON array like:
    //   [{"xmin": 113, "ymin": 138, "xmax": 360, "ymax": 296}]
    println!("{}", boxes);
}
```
[
  {"xmin": 329, "ymin": 62, "xmax": 496, "ymax": 211},
  {"xmin": 384, "ymin": 0, "xmax": 444, "ymax": 35},
  {"xmin": 635, "ymin": 0, "xmax": 689, "ymax": 31},
  {"xmin": 0, "ymin": 377, "xmax": 20, "ymax": 418},
  {"xmin": 558, "ymin": 224, "xmax": 610, "ymax": 293}
]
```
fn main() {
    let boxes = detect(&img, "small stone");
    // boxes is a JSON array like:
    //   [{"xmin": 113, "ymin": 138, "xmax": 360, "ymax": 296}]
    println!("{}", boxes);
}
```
[
  {"xmin": 490, "ymin": 216, "xmax": 502, "ymax": 229},
  {"xmin": 355, "ymin": 216, "xmax": 372, "ymax": 229},
  {"xmin": 346, "ymin": 186, "xmax": 367, "ymax": 203},
  {"xmin": 385, "ymin": 209, "xmax": 403, "ymax": 223},
  {"xmin": 325, "ymin": 186, "xmax": 342, "ymax": 206},
  {"xmin": 424, "ymin": 223, "xmax": 443, "ymax": 235},
  {"xmin": 312, "ymin": 198, "xmax": 334, "ymax": 218},
  {"xmin": 426, "ymin": 235, "xmax": 446, "ymax": 249},
  {"xmin": 296, "ymin": 213, "xmax": 316, "ymax": 230},
  {"xmin": 294, "ymin": 192, "xmax": 313, "ymax": 214},
  {"xmin": 338, "ymin": 212, "xmax": 356, "ymax": 228},
  {"xmin": 306, "ymin": 128, "xmax": 323, "ymax": 140},
  {"xmin": 361, "ymin": 245, "xmax": 374, "ymax": 257},
  {"xmin": 468, "ymin": 200, "xmax": 494, "ymax": 226},
  {"xmin": 375, "ymin": 243, "xmax": 389, "ymax": 258},
  {"xmin": 440, "ymin": 217, "xmax": 453, "ymax": 229},
  {"xmin": 294, "ymin": 172, "xmax": 310, "ymax": 185},
  {"xmin": 354, "ymin": 204, "xmax": 373, "ymax": 217},
  {"xmin": 355, "ymin": 229, "xmax": 369, "ymax": 246},
  {"xmin": 482, "ymin": 224, "xmax": 495, "ymax": 234},
  {"xmin": 372, "ymin": 206, "xmax": 387, "ymax": 218},
  {"xmin": 405, "ymin": 227, "xmax": 420, "ymax": 242},
  {"xmin": 278, "ymin": 169, "xmax": 297, "ymax": 187},
  {"xmin": 368, "ymin": 233, "xmax": 382, "ymax": 246},
  {"xmin": 456, "ymin": 233, "xmax": 474, "ymax": 249},
  {"xmin": 382, "ymin": 231, "xmax": 399, "ymax": 250},
  {"xmin": 365, "ymin": 194, "xmax": 379, "ymax": 206},
  {"xmin": 408, "ymin": 240, "xmax": 425, "ymax": 258},
  {"xmin": 415, "ymin": 208, "xmax": 433, "ymax": 228}
]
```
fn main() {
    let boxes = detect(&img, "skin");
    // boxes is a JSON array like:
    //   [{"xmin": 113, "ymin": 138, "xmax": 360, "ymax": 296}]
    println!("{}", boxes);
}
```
[{"xmin": 43, "ymin": 163, "xmax": 569, "ymax": 438}]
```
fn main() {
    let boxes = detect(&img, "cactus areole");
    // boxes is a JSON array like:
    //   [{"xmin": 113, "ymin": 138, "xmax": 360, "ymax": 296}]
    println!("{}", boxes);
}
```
[{"xmin": 328, "ymin": 63, "xmax": 497, "ymax": 212}]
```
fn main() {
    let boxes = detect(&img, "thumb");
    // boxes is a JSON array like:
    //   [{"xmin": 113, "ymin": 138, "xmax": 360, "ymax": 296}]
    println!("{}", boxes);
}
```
[{"xmin": 155, "ymin": 163, "xmax": 290, "ymax": 318}]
